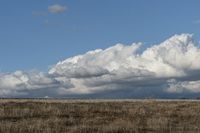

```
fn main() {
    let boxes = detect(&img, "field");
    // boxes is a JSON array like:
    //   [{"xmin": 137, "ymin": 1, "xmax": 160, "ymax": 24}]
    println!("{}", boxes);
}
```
[{"xmin": 0, "ymin": 99, "xmax": 200, "ymax": 133}]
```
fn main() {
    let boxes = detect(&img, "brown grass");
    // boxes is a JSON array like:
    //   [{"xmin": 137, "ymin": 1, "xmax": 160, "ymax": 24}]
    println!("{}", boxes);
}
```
[{"xmin": 0, "ymin": 99, "xmax": 200, "ymax": 133}]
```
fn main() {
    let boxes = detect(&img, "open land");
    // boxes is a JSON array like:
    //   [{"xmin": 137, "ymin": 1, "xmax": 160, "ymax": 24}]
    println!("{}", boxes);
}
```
[{"xmin": 0, "ymin": 99, "xmax": 200, "ymax": 133}]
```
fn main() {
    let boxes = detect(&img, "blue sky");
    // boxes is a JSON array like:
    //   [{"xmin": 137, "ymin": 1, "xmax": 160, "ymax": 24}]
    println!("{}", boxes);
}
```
[
  {"xmin": 1, "ymin": 1, "xmax": 200, "ymax": 98},
  {"xmin": 1, "ymin": 0, "xmax": 200, "ymax": 72}
]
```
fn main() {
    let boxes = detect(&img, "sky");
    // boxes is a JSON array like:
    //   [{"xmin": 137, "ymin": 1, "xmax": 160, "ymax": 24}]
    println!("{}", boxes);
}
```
[{"xmin": 1, "ymin": 0, "xmax": 200, "ymax": 98}]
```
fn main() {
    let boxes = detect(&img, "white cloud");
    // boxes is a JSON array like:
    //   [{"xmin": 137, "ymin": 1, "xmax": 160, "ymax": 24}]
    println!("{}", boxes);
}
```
[
  {"xmin": 49, "ymin": 34, "xmax": 200, "ymax": 94},
  {"xmin": 1, "ymin": 34, "xmax": 200, "ymax": 97},
  {"xmin": 50, "ymin": 34, "xmax": 200, "ymax": 80},
  {"xmin": 48, "ymin": 4, "xmax": 67, "ymax": 14},
  {"xmin": 167, "ymin": 80, "xmax": 200, "ymax": 93},
  {"xmin": 0, "ymin": 71, "xmax": 66, "ymax": 97}
]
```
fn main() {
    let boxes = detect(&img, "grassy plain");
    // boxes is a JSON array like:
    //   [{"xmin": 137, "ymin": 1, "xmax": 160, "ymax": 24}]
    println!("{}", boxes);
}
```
[{"xmin": 0, "ymin": 99, "xmax": 200, "ymax": 133}]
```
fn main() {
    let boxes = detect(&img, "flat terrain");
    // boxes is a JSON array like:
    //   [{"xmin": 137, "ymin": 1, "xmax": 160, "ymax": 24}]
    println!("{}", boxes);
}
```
[{"xmin": 0, "ymin": 99, "xmax": 200, "ymax": 133}]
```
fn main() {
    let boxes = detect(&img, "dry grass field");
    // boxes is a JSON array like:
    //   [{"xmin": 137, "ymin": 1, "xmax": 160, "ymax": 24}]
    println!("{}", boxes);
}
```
[{"xmin": 0, "ymin": 99, "xmax": 200, "ymax": 133}]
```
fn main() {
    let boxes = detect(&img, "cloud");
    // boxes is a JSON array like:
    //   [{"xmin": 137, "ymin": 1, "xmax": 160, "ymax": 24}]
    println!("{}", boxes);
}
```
[
  {"xmin": 50, "ymin": 34, "xmax": 200, "ymax": 80},
  {"xmin": 1, "ymin": 34, "xmax": 200, "ymax": 98},
  {"xmin": 32, "ymin": 11, "xmax": 47, "ymax": 16},
  {"xmin": 0, "ymin": 70, "xmax": 72, "ymax": 97},
  {"xmin": 167, "ymin": 79, "xmax": 200, "ymax": 93},
  {"xmin": 193, "ymin": 20, "xmax": 200, "ymax": 24},
  {"xmin": 49, "ymin": 34, "xmax": 200, "ymax": 95},
  {"xmin": 48, "ymin": 4, "xmax": 67, "ymax": 14},
  {"xmin": 33, "ymin": 4, "xmax": 67, "ymax": 17}
]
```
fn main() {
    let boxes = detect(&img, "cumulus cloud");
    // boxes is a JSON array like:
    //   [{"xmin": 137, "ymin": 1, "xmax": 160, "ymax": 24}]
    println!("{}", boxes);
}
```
[
  {"xmin": 166, "ymin": 79, "xmax": 200, "ymax": 93},
  {"xmin": 50, "ymin": 34, "xmax": 200, "ymax": 79},
  {"xmin": 48, "ymin": 4, "xmax": 67, "ymax": 14},
  {"xmin": 1, "ymin": 33, "xmax": 200, "ymax": 98},
  {"xmin": 49, "ymin": 34, "xmax": 200, "ymax": 95},
  {"xmin": 0, "ymin": 71, "xmax": 72, "ymax": 97}
]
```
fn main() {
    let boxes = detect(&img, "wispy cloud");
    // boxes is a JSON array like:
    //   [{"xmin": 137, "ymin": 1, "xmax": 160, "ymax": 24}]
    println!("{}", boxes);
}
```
[
  {"xmin": 33, "ymin": 4, "xmax": 67, "ymax": 17},
  {"xmin": 32, "ymin": 11, "xmax": 47, "ymax": 16},
  {"xmin": 193, "ymin": 20, "xmax": 200, "ymax": 24},
  {"xmin": 48, "ymin": 4, "xmax": 67, "ymax": 14}
]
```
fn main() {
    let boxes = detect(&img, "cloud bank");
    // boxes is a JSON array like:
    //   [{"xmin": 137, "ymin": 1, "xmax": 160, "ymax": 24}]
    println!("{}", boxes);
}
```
[{"xmin": 1, "ymin": 34, "xmax": 200, "ymax": 98}]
